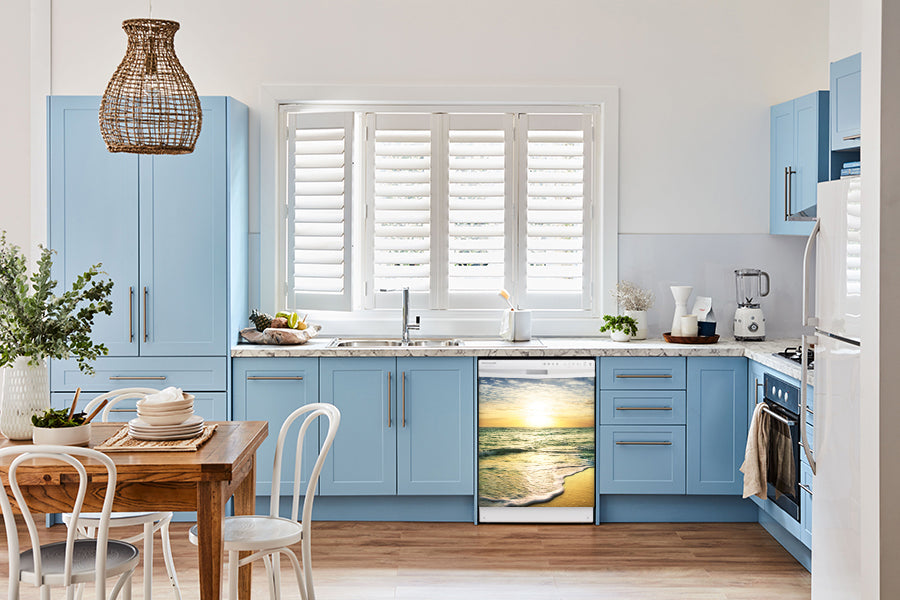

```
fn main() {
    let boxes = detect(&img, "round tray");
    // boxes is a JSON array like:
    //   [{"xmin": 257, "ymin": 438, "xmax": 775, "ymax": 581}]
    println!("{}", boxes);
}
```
[{"xmin": 663, "ymin": 332, "xmax": 720, "ymax": 344}]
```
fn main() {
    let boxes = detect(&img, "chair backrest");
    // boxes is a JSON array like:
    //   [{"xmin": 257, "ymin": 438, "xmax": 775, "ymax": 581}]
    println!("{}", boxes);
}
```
[
  {"xmin": 82, "ymin": 387, "xmax": 160, "ymax": 422},
  {"xmin": 0, "ymin": 445, "xmax": 118, "ymax": 598},
  {"xmin": 269, "ymin": 403, "xmax": 341, "ymax": 526}
]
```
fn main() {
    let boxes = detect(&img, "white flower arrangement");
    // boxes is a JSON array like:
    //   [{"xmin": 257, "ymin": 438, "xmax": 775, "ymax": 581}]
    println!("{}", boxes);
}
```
[{"xmin": 611, "ymin": 281, "xmax": 654, "ymax": 311}]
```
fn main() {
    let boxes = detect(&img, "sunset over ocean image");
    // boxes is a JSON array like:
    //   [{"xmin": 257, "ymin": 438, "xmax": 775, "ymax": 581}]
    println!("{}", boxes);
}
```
[{"xmin": 478, "ymin": 362, "xmax": 595, "ymax": 509}]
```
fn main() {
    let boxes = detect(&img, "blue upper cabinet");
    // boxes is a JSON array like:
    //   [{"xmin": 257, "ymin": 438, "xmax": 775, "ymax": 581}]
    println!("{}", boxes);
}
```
[
  {"xmin": 830, "ymin": 53, "xmax": 861, "ymax": 151},
  {"xmin": 49, "ymin": 98, "xmax": 140, "ymax": 356},
  {"xmin": 396, "ymin": 357, "xmax": 474, "ymax": 495},
  {"xmin": 686, "ymin": 357, "xmax": 748, "ymax": 495},
  {"xmin": 769, "ymin": 91, "xmax": 828, "ymax": 236}
]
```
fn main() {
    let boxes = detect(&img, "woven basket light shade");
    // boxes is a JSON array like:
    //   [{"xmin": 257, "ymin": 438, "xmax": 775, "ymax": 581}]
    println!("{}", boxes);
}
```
[{"xmin": 100, "ymin": 19, "xmax": 202, "ymax": 155}]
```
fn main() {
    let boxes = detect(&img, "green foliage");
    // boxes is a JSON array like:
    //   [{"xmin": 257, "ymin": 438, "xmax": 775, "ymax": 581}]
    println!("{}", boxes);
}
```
[
  {"xmin": 599, "ymin": 314, "xmax": 638, "ymax": 337},
  {"xmin": 0, "ymin": 231, "xmax": 113, "ymax": 374},
  {"xmin": 31, "ymin": 407, "xmax": 86, "ymax": 428}
]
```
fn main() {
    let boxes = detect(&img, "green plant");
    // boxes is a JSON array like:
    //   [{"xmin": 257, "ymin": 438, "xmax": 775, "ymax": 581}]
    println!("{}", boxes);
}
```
[
  {"xmin": 31, "ymin": 407, "xmax": 86, "ymax": 428},
  {"xmin": 0, "ymin": 231, "xmax": 113, "ymax": 374},
  {"xmin": 599, "ymin": 314, "xmax": 638, "ymax": 337}
]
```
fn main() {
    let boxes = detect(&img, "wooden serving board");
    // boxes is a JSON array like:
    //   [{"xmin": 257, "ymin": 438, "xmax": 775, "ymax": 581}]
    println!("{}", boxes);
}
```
[{"xmin": 663, "ymin": 332, "xmax": 720, "ymax": 344}]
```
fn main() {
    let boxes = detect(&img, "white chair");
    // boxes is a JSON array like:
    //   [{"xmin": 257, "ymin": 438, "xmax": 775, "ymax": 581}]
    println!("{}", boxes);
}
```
[
  {"xmin": 189, "ymin": 403, "xmax": 340, "ymax": 600},
  {"xmin": 0, "ymin": 445, "xmax": 139, "ymax": 600},
  {"xmin": 63, "ymin": 388, "xmax": 182, "ymax": 600}
]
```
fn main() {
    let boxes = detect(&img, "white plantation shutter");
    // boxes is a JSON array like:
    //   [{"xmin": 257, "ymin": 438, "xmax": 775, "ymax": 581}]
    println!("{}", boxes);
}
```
[
  {"xmin": 517, "ymin": 113, "xmax": 593, "ymax": 309},
  {"xmin": 366, "ymin": 113, "xmax": 435, "ymax": 305},
  {"xmin": 288, "ymin": 112, "xmax": 353, "ymax": 310},
  {"xmin": 447, "ymin": 114, "xmax": 514, "ymax": 308}
]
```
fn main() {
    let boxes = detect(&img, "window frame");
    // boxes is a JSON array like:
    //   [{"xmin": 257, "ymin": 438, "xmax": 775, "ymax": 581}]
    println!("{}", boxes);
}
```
[{"xmin": 261, "ymin": 85, "xmax": 619, "ymax": 336}]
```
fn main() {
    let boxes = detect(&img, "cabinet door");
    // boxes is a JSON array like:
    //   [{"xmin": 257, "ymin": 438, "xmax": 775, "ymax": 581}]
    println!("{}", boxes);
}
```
[
  {"xmin": 686, "ymin": 357, "xmax": 748, "ymax": 495},
  {"xmin": 831, "ymin": 53, "xmax": 861, "ymax": 151},
  {"xmin": 770, "ymin": 99, "xmax": 795, "ymax": 235},
  {"xmin": 748, "ymin": 360, "xmax": 767, "ymax": 426},
  {"xmin": 800, "ymin": 461, "xmax": 813, "ymax": 548},
  {"xmin": 319, "ymin": 357, "xmax": 396, "ymax": 495},
  {"xmin": 598, "ymin": 425, "xmax": 686, "ymax": 494},
  {"xmin": 794, "ymin": 91, "xmax": 829, "ymax": 216},
  {"xmin": 48, "ymin": 97, "xmax": 139, "ymax": 357},
  {"xmin": 396, "ymin": 357, "xmax": 474, "ymax": 495},
  {"xmin": 139, "ymin": 97, "xmax": 227, "ymax": 356},
  {"xmin": 232, "ymin": 358, "xmax": 319, "ymax": 498}
]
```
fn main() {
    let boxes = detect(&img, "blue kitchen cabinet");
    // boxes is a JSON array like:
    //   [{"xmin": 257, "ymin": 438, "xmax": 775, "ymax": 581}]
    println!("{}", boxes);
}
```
[
  {"xmin": 800, "ymin": 461, "xmax": 813, "ymax": 548},
  {"xmin": 232, "ymin": 358, "xmax": 320, "ymax": 497},
  {"xmin": 598, "ymin": 425, "xmax": 686, "ymax": 494},
  {"xmin": 830, "ymin": 53, "xmax": 861, "ymax": 151},
  {"xmin": 686, "ymin": 357, "xmax": 748, "ymax": 495},
  {"xmin": 599, "ymin": 390, "xmax": 686, "ymax": 426},
  {"xmin": 599, "ymin": 357, "xmax": 686, "ymax": 390},
  {"xmin": 769, "ymin": 91, "xmax": 828, "ymax": 235},
  {"xmin": 396, "ymin": 357, "xmax": 474, "ymax": 495},
  {"xmin": 748, "ymin": 360, "xmax": 767, "ymax": 425},
  {"xmin": 51, "ymin": 391, "xmax": 226, "ymax": 423},
  {"xmin": 48, "ymin": 95, "xmax": 247, "ymax": 407}
]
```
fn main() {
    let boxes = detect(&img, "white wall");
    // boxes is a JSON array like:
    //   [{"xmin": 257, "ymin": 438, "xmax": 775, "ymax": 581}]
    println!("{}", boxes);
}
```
[{"xmin": 830, "ymin": 0, "xmax": 863, "ymax": 61}]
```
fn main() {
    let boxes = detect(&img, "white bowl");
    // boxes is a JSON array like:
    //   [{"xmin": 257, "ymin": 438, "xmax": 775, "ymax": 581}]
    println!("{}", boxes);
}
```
[
  {"xmin": 32, "ymin": 423, "xmax": 91, "ymax": 446},
  {"xmin": 136, "ymin": 392, "xmax": 194, "ymax": 412},
  {"xmin": 136, "ymin": 410, "xmax": 194, "ymax": 427}
]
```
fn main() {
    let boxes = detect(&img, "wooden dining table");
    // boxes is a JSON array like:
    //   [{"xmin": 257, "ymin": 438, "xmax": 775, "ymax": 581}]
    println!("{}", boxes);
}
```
[{"xmin": 0, "ymin": 421, "xmax": 268, "ymax": 600}]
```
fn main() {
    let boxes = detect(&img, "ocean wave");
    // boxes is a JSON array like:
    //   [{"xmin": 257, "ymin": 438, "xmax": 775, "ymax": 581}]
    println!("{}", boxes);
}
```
[
  {"xmin": 478, "ymin": 465, "xmax": 592, "ymax": 507},
  {"xmin": 478, "ymin": 446, "xmax": 533, "ymax": 458}
]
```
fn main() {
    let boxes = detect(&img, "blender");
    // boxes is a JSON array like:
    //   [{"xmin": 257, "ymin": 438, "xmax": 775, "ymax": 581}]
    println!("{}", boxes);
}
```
[{"xmin": 733, "ymin": 269, "xmax": 770, "ymax": 341}]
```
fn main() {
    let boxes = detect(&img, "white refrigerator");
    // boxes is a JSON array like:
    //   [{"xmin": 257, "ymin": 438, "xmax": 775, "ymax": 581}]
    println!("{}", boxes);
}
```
[{"xmin": 800, "ymin": 176, "xmax": 862, "ymax": 598}]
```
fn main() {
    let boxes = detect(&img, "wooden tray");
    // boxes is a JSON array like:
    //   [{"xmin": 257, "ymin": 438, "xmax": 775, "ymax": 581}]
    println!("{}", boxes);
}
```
[{"xmin": 663, "ymin": 332, "xmax": 720, "ymax": 344}]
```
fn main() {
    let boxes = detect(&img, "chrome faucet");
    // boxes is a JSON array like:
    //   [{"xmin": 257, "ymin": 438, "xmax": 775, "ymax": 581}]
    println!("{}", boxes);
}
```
[{"xmin": 400, "ymin": 287, "xmax": 420, "ymax": 344}]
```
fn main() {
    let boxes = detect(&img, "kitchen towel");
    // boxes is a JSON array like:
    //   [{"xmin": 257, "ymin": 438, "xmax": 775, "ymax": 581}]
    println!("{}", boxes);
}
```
[
  {"xmin": 768, "ymin": 419, "xmax": 796, "ymax": 499},
  {"xmin": 740, "ymin": 402, "xmax": 770, "ymax": 499}
]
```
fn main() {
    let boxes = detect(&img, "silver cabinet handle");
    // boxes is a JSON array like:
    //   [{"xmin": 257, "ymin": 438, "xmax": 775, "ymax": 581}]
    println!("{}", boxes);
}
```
[
  {"xmin": 387, "ymin": 371, "xmax": 392, "ymax": 428},
  {"xmin": 129, "ymin": 286, "xmax": 134, "ymax": 343},
  {"xmin": 402, "ymin": 371, "xmax": 407, "ymax": 428},
  {"xmin": 143, "ymin": 286, "xmax": 149, "ymax": 342},
  {"xmin": 615, "ymin": 441, "xmax": 672, "ymax": 446},
  {"xmin": 755, "ymin": 378, "xmax": 764, "ymax": 403},
  {"xmin": 615, "ymin": 374, "xmax": 672, "ymax": 379},
  {"xmin": 843, "ymin": 134, "xmax": 861, "ymax": 141},
  {"xmin": 784, "ymin": 166, "xmax": 790, "ymax": 220},
  {"xmin": 799, "ymin": 483, "xmax": 813, "ymax": 496},
  {"xmin": 109, "ymin": 375, "xmax": 167, "ymax": 381},
  {"xmin": 788, "ymin": 167, "xmax": 795, "ymax": 218},
  {"xmin": 108, "ymin": 408, "xmax": 137, "ymax": 413},
  {"xmin": 615, "ymin": 406, "xmax": 673, "ymax": 411},
  {"xmin": 246, "ymin": 376, "xmax": 303, "ymax": 380}
]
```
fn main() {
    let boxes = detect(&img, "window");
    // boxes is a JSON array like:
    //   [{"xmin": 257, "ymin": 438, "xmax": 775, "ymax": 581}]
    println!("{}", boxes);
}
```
[{"xmin": 281, "ymin": 102, "xmax": 608, "ymax": 315}]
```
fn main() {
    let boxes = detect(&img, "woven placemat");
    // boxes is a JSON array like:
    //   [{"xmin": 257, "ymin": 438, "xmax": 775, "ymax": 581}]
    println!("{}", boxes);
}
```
[{"xmin": 95, "ymin": 424, "xmax": 218, "ymax": 452}]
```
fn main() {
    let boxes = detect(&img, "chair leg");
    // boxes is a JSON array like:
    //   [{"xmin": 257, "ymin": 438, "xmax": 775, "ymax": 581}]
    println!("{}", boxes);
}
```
[
  {"xmin": 159, "ymin": 518, "xmax": 182, "ymax": 600},
  {"xmin": 262, "ymin": 554, "xmax": 277, "ymax": 600},
  {"xmin": 273, "ymin": 553, "xmax": 282, "ymax": 600},
  {"xmin": 280, "ymin": 549, "xmax": 307, "ymax": 600},
  {"xmin": 109, "ymin": 568, "xmax": 134, "ymax": 600},
  {"xmin": 75, "ymin": 582, "xmax": 86, "ymax": 600},
  {"xmin": 228, "ymin": 550, "xmax": 240, "ymax": 600},
  {"xmin": 143, "ymin": 522, "xmax": 153, "ymax": 600},
  {"xmin": 40, "ymin": 585, "xmax": 50, "ymax": 600}
]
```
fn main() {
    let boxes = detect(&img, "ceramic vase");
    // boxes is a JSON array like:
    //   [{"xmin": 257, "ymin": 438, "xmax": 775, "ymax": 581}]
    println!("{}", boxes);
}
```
[
  {"xmin": 624, "ymin": 310, "xmax": 648, "ymax": 340},
  {"xmin": 610, "ymin": 330, "xmax": 631, "ymax": 342},
  {"xmin": 670, "ymin": 286, "xmax": 693, "ymax": 336},
  {"xmin": 1, "ymin": 357, "xmax": 50, "ymax": 440}
]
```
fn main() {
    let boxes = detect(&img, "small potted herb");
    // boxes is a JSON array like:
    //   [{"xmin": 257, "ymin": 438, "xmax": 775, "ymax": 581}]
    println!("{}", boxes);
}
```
[{"xmin": 600, "ymin": 314, "xmax": 639, "ymax": 342}]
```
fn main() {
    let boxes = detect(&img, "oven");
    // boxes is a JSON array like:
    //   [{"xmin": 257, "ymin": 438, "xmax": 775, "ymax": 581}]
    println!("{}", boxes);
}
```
[{"xmin": 756, "ymin": 373, "xmax": 802, "ymax": 522}]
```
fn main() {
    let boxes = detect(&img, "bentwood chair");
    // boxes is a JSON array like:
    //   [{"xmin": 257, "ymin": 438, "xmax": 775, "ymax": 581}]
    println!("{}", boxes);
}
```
[
  {"xmin": 63, "ymin": 388, "xmax": 182, "ymax": 600},
  {"xmin": 189, "ymin": 403, "xmax": 341, "ymax": 600},
  {"xmin": 0, "ymin": 445, "xmax": 139, "ymax": 600}
]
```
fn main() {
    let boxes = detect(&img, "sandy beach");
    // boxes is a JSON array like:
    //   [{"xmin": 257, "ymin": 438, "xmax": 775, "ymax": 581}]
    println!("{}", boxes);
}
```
[{"xmin": 530, "ymin": 467, "xmax": 595, "ymax": 507}]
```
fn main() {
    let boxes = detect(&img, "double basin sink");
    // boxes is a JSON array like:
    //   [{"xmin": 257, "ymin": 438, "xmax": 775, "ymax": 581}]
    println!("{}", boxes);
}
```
[{"xmin": 330, "ymin": 338, "xmax": 464, "ymax": 348}]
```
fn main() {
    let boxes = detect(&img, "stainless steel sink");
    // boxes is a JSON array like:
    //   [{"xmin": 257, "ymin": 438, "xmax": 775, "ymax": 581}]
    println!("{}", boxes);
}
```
[{"xmin": 330, "ymin": 338, "xmax": 463, "ymax": 348}]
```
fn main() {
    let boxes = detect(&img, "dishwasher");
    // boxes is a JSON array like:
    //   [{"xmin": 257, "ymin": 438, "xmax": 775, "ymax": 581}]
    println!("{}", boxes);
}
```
[{"xmin": 477, "ymin": 358, "xmax": 596, "ymax": 523}]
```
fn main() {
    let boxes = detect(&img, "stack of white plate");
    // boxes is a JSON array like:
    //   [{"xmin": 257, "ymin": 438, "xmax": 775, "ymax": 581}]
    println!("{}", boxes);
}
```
[{"xmin": 129, "ymin": 388, "xmax": 204, "ymax": 441}]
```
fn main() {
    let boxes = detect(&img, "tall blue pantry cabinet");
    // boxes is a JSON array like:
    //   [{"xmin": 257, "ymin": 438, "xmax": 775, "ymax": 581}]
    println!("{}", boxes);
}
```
[{"xmin": 47, "ymin": 96, "xmax": 248, "ymax": 427}]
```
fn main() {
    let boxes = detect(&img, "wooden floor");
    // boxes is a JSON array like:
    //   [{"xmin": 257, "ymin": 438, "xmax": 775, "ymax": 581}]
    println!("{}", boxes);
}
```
[{"xmin": 0, "ymin": 519, "xmax": 810, "ymax": 599}]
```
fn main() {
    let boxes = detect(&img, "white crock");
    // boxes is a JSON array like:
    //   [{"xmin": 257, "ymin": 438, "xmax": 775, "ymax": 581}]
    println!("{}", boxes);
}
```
[
  {"xmin": 624, "ymin": 310, "xmax": 648, "ymax": 340},
  {"xmin": 1, "ymin": 357, "xmax": 50, "ymax": 440},
  {"xmin": 610, "ymin": 330, "xmax": 632, "ymax": 342}
]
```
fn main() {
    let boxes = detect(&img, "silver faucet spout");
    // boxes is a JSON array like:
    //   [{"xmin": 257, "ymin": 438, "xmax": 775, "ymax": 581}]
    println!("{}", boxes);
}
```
[{"xmin": 400, "ymin": 287, "xmax": 420, "ymax": 344}]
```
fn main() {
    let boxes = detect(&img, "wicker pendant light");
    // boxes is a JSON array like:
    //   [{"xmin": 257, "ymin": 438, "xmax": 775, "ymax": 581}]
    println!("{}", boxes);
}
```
[{"xmin": 99, "ymin": 19, "xmax": 202, "ymax": 154}]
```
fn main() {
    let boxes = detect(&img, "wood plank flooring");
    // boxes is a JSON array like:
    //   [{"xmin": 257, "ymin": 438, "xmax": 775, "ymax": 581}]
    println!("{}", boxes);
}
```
[{"xmin": 0, "ymin": 519, "xmax": 810, "ymax": 599}]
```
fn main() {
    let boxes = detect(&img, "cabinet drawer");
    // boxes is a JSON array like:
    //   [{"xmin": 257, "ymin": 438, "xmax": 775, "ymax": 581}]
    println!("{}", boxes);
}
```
[
  {"xmin": 598, "ymin": 426, "xmax": 686, "ymax": 494},
  {"xmin": 801, "ymin": 423, "xmax": 815, "ymax": 466},
  {"xmin": 599, "ymin": 358, "xmax": 686, "ymax": 390},
  {"xmin": 50, "ymin": 357, "xmax": 227, "ymax": 392},
  {"xmin": 51, "ymin": 391, "xmax": 227, "ymax": 423},
  {"xmin": 599, "ymin": 391, "xmax": 686, "ymax": 425}
]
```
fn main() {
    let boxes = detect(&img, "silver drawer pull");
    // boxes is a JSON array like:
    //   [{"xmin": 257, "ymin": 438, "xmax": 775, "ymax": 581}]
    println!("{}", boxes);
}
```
[
  {"xmin": 246, "ymin": 376, "xmax": 303, "ymax": 381},
  {"xmin": 615, "ymin": 441, "xmax": 672, "ymax": 446},
  {"xmin": 616, "ymin": 406, "xmax": 673, "ymax": 411},
  {"xmin": 615, "ymin": 374, "xmax": 672, "ymax": 379},
  {"xmin": 799, "ymin": 483, "xmax": 813, "ymax": 496},
  {"xmin": 108, "ymin": 408, "xmax": 137, "ymax": 413},
  {"xmin": 760, "ymin": 405, "xmax": 796, "ymax": 426},
  {"xmin": 806, "ymin": 407, "xmax": 814, "ymax": 416},
  {"xmin": 842, "ymin": 134, "xmax": 861, "ymax": 141},
  {"xmin": 109, "ymin": 376, "xmax": 167, "ymax": 381}
]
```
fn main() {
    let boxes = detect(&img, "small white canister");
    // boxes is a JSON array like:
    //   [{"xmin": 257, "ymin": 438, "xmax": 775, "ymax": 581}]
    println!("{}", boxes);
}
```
[{"xmin": 500, "ymin": 310, "xmax": 532, "ymax": 342}]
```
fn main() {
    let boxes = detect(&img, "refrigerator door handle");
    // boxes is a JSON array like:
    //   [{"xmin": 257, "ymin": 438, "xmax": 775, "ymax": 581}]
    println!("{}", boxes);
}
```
[
  {"xmin": 802, "ymin": 219, "xmax": 820, "ymax": 331},
  {"xmin": 799, "ymin": 219, "xmax": 819, "ymax": 475}
]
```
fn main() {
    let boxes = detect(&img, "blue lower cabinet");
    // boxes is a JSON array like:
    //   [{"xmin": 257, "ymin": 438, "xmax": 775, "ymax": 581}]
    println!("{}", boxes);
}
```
[
  {"xmin": 800, "ymin": 462, "xmax": 813, "ymax": 548},
  {"xmin": 599, "ymin": 357, "xmax": 686, "ymax": 390},
  {"xmin": 599, "ymin": 390, "xmax": 686, "ymax": 426},
  {"xmin": 232, "ymin": 358, "xmax": 319, "ymax": 497},
  {"xmin": 598, "ymin": 426, "xmax": 686, "ymax": 494},
  {"xmin": 396, "ymin": 358, "xmax": 474, "ymax": 495},
  {"xmin": 51, "ymin": 391, "xmax": 226, "ymax": 423},
  {"xmin": 748, "ymin": 360, "xmax": 767, "ymax": 425},
  {"xmin": 51, "ymin": 356, "xmax": 227, "ymax": 392},
  {"xmin": 687, "ymin": 357, "xmax": 748, "ymax": 495},
  {"xmin": 319, "ymin": 357, "xmax": 396, "ymax": 496}
]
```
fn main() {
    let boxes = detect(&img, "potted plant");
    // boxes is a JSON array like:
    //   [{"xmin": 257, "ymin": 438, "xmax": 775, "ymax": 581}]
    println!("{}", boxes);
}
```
[
  {"xmin": 0, "ymin": 232, "xmax": 113, "ymax": 439},
  {"xmin": 600, "ymin": 314, "xmax": 639, "ymax": 342},
  {"xmin": 611, "ymin": 281, "xmax": 654, "ymax": 340}
]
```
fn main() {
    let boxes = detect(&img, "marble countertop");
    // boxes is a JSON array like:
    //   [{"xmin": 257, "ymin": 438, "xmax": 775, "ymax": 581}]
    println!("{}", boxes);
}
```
[{"xmin": 232, "ymin": 336, "xmax": 813, "ymax": 385}]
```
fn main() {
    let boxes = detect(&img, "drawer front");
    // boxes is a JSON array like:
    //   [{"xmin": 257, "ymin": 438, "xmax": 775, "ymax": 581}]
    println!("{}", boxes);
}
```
[
  {"xmin": 598, "ymin": 425, "xmax": 686, "ymax": 494},
  {"xmin": 50, "ymin": 357, "xmax": 227, "ymax": 392},
  {"xmin": 801, "ymin": 423, "xmax": 815, "ymax": 466},
  {"xmin": 600, "ymin": 357, "xmax": 686, "ymax": 390},
  {"xmin": 51, "ymin": 391, "xmax": 227, "ymax": 423},
  {"xmin": 599, "ymin": 391, "xmax": 686, "ymax": 425}
]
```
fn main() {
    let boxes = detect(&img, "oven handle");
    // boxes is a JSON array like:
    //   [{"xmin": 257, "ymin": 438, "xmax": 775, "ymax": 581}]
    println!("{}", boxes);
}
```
[
  {"xmin": 759, "ymin": 404, "xmax": 797, "ymax": 427},
  {"xmin": 800, "ymin": 219, "xmax": 819, "ymax": 475}
]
